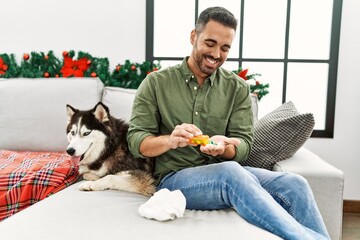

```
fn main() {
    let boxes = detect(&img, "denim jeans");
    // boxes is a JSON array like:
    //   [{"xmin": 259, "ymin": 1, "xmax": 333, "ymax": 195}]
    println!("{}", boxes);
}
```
[{"xmin": 157, "ymin": 161, "xmax": 330, "ymax": 240}]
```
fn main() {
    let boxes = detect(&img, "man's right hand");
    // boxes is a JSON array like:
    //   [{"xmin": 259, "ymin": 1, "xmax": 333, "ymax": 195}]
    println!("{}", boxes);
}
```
[
  {"xmin": 139, "ymin": 123, "xmax": 202, "ymax": 157},
  {"xmin": 168, "ymin": 123, "xmax": 203, "ymax": 149}
]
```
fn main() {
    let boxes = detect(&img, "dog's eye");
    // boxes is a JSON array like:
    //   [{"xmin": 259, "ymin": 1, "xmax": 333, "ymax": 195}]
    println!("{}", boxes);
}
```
[{"xmin": 83, "ymin": 131, "xmax": 92, "ymax": 136}]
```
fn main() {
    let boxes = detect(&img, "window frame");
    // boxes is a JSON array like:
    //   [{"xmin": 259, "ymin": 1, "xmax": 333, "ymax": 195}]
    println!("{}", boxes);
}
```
[{"xmin": 145, "ymin": 0, "xmax": 343, "ymax": 138}]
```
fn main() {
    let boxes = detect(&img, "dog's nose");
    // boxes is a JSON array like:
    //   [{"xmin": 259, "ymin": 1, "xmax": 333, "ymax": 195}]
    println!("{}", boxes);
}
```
[{"xmin": 66, "ymin": 148, "xmax": 76, "ymax": 156}]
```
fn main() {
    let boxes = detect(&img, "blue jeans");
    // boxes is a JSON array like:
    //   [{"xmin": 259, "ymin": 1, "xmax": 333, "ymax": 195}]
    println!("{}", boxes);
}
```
[{"xmin": 157, "ymin": 161, "xmax": 330, "ymax": 240}]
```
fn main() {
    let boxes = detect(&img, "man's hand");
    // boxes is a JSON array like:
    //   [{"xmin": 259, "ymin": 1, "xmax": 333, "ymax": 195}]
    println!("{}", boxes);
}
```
[
  {"xmin": 200, "ymin": 135, "xmax": 240, "ymax": 158},
  {"xmin": 168, "ymin": 123, "xmax": 203, "ymax": 149},
  {"xmin": 139, "ymin": 123, "xmax": 202, "ymax": 157}
]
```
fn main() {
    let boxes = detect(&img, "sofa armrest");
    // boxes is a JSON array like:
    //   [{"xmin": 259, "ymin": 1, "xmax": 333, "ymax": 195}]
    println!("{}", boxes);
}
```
[{"xmin": 273, "ymin": 147, "xmax": 344, "ymax": 240}]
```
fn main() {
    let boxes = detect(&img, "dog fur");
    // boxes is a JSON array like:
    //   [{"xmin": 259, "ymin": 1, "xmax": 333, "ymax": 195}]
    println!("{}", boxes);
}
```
[{"xmin": 66, "ymin": 102, "xmax": 155, "ymax": 196}]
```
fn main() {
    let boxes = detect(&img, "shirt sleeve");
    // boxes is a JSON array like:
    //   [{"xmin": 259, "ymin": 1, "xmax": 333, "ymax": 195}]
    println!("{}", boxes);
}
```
[
  {"xmin": 227, "ymin": 82, "xmax": 254, "ymax": 163},
  {"xmin": 127, "ymin": 74, "xmax": 158, "ymax": 158}
]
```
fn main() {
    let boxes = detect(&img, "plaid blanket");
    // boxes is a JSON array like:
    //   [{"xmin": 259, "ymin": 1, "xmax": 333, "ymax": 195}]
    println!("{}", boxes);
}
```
[{"xmin": 0, "ymin": 150, "xmax": 79, "ymax": 221}]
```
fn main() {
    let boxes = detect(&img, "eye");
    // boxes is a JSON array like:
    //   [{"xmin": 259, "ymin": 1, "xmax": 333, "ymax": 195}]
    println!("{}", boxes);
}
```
[
  {"xmin": 221, "ymin": 46, "xmax": 230, "ymax": 52},
  {"xmin": 205, "ymin": 42, "xmax": 215, "ymax": 48},
  {"xmin": 83, "ymin": 131, "xmax": 92, "ymax": 136}
]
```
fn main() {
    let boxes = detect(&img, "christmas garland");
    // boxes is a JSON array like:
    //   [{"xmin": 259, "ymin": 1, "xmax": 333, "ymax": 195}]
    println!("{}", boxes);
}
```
[
  {"xmin": 234, "ymin": 68, "xmax": 269, "ymax": 101},
  {"xmin": 0, "ymin": 51, "xmax": 269, "ymax": 100},
  {"xmin": 0, "ymin": 50, "xmax": 160, "ymax": 89}
]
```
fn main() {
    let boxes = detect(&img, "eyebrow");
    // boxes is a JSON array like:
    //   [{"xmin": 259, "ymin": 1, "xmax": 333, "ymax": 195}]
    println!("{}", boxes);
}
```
[{"xmin": 204, "ymin": 38, "xmax": 231, "ymax": 49}]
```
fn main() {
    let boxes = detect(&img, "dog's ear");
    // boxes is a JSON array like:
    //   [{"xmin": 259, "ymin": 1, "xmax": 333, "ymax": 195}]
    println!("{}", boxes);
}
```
[
  {"xmin": 66, "ymin": 105, "xmax": 78, "ymax": 124},
  {"xmin": 93, "ymin": 102, "xmax": 110, "ymax": 123}
]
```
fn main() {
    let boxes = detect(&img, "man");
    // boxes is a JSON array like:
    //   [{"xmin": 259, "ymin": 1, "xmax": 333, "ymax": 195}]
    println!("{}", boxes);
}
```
[{"xmin": 127, "ymin": 6, "xmax": 329, "ymax": 240}]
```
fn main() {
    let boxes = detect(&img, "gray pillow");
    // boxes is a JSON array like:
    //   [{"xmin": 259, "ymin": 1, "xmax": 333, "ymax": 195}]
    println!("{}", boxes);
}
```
[{"xmin": 241, "ymin": 101, "xmax": 315, "ymax": 170}]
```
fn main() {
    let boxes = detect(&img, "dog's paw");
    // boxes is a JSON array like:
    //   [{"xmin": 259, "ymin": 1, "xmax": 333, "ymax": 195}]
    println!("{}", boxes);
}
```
[
  {"xmin": 79, "ymin": 181, "xmax": 94, "ymax": 191},
  {"xmin": 78, "ymin": 181, "xmax": 105, "ymax": 191}
]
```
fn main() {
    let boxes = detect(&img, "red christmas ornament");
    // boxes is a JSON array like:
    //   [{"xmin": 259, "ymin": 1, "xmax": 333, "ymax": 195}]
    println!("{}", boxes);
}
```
[
  {"xmin": 44, "ymin": 55, "xmax": 49, "ymax": 60},
  {"xmin": 87, "ymin": 60, "xmax": 92, "ymax": 65},
  {"xmin": 23, "ymin": 53, "xmax": 30, "ymax": 61},
  {"xmin": 55, "ymin": 74, "xmax": 59, "ymax": 78},
  {"xmin": 131, "ymin": 65, "xmax": 136, "ymax": 71},
  {"xmin": 44, "ymin": 72, "xmax": 50, "ymax": 78},
  {"xmin": 116, "ymin": 65, "xmax": 121, "ymax": 72},
  {"xmin": 91, "ymin": 72, "xmax": 97, "ymax": 78}
]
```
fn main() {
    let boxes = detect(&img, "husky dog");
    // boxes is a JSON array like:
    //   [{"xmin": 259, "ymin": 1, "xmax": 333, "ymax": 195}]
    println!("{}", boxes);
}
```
[{"xmin": 66, "ymin": 102, "xmax": 155, "ymax": 196}]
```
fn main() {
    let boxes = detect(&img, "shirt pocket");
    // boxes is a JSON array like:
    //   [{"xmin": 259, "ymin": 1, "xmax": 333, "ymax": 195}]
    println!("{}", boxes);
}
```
[{"xmin": 205, "ymin": 117, "xmax": 227, "ymax": 136}]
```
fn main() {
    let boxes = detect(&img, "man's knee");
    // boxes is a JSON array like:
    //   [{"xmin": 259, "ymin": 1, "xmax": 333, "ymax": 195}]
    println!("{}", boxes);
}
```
[
  {"xmin": 282, "ymin": 173, "xmax": 314, "ymax": 201},
  {"xmin": 285, "ymin": 173, "xmax": 309, "ymax": 189}
]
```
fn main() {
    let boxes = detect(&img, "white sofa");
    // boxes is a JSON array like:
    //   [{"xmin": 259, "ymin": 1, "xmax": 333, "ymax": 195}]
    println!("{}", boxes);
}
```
[{"xmin": 0, "ymin": 78, "xmax": 344, "ymax": 240}]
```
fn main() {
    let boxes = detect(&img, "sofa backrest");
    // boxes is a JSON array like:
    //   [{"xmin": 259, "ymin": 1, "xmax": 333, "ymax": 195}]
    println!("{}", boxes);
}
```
[
  {"xmin": 0, "ymin": 78, "xmax": 104, "ymax": 152},
  {"xmin": 101, "ymin": 87, "xmax": 259, "ymax": 122},
  {"xmin": 101, "ymin": 86, "xmax": 137, "ymax": 122},
  {"xmin": 0, "ymin": 78, "xmax": 258, "ymax": 152}
]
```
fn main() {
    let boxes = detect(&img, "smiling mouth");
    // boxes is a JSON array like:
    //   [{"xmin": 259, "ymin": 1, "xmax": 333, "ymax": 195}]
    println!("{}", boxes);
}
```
[
  {"xmin": 205, "ymin": 56, "xmax": 218, "ymax": 64},
  {"xmin": 204, "ymin": 56, "xmax": 220, "ymax": 68}
]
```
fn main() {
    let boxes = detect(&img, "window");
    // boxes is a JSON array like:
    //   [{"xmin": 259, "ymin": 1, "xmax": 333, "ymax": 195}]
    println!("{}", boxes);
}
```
[{"xmin": 146, "ymin": 0, "xmax": 343, "ymax": 138}]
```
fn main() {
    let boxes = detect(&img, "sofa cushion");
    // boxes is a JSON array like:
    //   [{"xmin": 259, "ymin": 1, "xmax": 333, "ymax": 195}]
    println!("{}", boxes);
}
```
[
  {"xmin": 0, "ymin": 180, "xmax": 281, "ymax": 240},
  {"xmin": 250, "ymin": 94, "xmax": 258, "ymax": 121},
  {"xmin": 101, "ymin": 86, "xmax": 137, "ymax": 122},
  {"xmin": 0, "ymin": 78, "xmax": 104, "ymax": 152},
  {"xmin": 241, "ymin": 101, "xmax": 315, "ymax": 170}
]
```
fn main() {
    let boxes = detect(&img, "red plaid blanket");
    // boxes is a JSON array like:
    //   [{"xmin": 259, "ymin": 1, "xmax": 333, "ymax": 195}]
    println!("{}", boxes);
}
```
[{"xmin": 0, "ymin": 150, "xmax": 79, "ymax": 221}]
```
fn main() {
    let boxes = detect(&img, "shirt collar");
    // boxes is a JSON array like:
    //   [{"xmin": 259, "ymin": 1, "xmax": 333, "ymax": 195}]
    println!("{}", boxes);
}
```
[{"xmin": 180, "ymin": 57, "xmax": 216, "ymax": 86}]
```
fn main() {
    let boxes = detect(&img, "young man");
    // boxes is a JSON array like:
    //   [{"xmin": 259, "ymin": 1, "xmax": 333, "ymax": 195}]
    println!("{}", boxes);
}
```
[{"xmin": 127, "ymin": 6, "xmax": 329, "ymax": 240}]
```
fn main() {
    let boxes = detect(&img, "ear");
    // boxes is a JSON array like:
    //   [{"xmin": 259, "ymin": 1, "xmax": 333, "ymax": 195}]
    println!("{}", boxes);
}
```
[
  {"xmin": 66, "ymin": 105, "xmax": 78, "ymax": 124},
  {"xmin": 190, "ymin": 29, "xmax": 196, "ymax": 45},
  {"xmin": 93, "ymin": 102, "xmax": 110, "ymax": 123}
]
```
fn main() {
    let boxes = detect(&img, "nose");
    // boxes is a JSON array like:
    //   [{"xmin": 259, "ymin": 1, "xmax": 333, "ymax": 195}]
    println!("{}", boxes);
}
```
[
  {"xmin": 210, "ymin": 47, "xmax": 221, "ymax": 59},
  {"xmin": 66, "ymin": 148, "xmax": 76, "ymax": 156}
]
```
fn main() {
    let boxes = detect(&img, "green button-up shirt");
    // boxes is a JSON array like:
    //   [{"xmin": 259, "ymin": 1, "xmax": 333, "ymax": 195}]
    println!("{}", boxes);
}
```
[{"xmin": 127, "ymin": 58, "xmax": 254, "ymax": 185}]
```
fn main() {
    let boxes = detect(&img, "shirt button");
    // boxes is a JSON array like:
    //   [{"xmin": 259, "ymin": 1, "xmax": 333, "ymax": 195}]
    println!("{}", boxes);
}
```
[
  {"xmin": 194, "ymin": 86, "xmax": 197, "ymax": 90},
  {"xmin": 195, "ymin": 112, "xmax": 199, "ymax": 115},
  {"xmin": 185, "ymin": 79, "xmax": 189, "ymax": 83}
]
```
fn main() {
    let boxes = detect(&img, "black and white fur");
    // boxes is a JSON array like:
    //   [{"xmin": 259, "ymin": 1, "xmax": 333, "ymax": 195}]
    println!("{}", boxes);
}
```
[{"xmin": 66, "ymin": 102, "xmax": 155, "ymax": 196}]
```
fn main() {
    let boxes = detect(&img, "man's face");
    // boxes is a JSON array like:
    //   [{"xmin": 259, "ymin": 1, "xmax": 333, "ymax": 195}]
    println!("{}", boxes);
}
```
[{"xmin": 190, "ymin": 20, "xmax": 236, "ymax": 77}]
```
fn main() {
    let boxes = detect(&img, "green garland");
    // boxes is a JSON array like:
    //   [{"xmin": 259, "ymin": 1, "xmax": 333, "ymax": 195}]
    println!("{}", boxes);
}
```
[
  {"xmin": 0, "ymin": 51, "xmax": 269, "ymax": 100},
  {"xmin": 0, "ymin": 54, "xmax": 20, "ymax": 78},
  {"xmin": 0, "ymin": 50, "xmax": 161, "ymax": 90},
  {"xmin": 233, "ymin": 67, "xmax": 270, "ymax": 101}
]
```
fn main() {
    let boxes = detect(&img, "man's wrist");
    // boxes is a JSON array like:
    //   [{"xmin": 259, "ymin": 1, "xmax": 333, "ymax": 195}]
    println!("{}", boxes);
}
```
[{"xmin": 220, "ymin": 144, "xmax": 236, "ymax": 160}]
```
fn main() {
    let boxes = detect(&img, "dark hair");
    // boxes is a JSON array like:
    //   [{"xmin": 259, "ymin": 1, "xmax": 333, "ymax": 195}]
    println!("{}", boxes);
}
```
[{"xmin": 195, "ymin": 6, "xmax": 238, "ymax": 33}]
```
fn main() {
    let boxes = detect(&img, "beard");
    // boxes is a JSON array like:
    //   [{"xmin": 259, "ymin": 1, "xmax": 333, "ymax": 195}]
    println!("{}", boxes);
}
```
[{"xmin": 192, "ymin": 48, "xmax": 223, "ymax": 76}]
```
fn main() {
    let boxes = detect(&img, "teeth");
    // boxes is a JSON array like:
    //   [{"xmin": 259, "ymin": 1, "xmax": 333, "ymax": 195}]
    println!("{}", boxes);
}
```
[{"xmin": 205, "ymin": 57, "xmax": 217, "ymax": 64}]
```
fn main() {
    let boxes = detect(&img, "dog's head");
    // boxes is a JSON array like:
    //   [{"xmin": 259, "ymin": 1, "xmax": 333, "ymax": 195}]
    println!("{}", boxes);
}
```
[{"xmin": 66, "ymin": 102, "xmax": 110, "ymax": 161}]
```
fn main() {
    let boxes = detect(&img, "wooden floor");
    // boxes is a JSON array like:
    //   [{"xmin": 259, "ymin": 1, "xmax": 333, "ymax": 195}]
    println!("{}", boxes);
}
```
[{"xmin": 342, "ymin": 212, "xmax": 360, "ymax": 240}]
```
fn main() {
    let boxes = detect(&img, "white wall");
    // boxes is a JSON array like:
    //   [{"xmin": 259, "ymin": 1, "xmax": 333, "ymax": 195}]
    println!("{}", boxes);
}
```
[
  {"xmin": 305, "ymin": 0, "xmax": 360, "ymax": 200},
  {"xmin": 1, "ymin": 0, "xmax": 359, "ymax": 200},
  {"xmin": 1, "ymin": 0, "xmax": 146, "ymax": 68}
]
